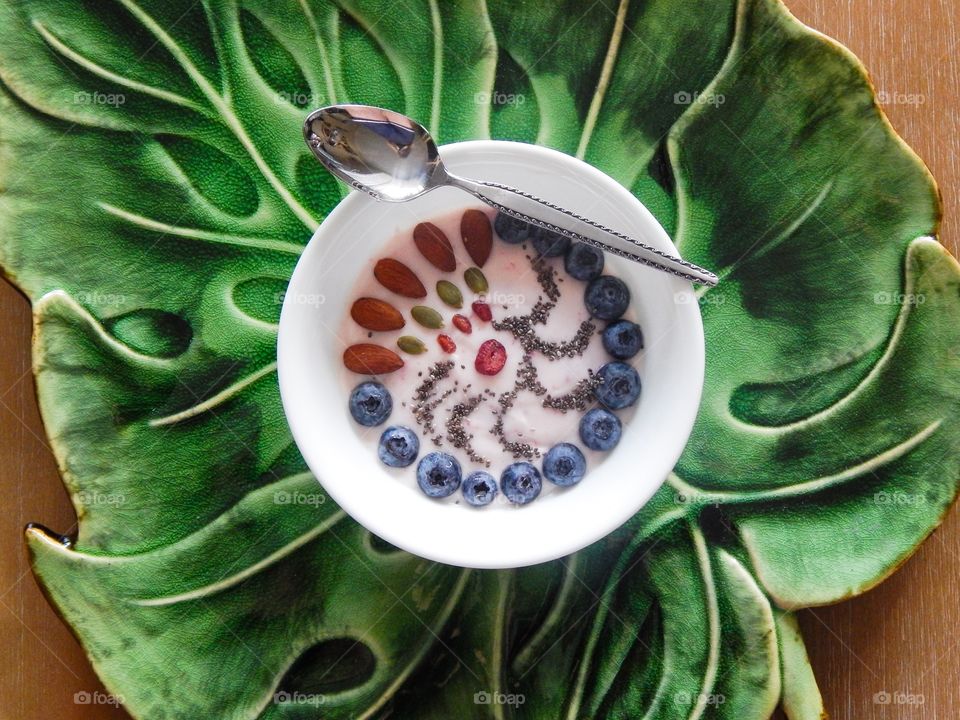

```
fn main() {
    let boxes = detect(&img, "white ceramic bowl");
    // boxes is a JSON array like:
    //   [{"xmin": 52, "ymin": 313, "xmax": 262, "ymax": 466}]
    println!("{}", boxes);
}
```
[{"xmin": 278, "ymin": 140, "xmax": 704, "ymax": 569}]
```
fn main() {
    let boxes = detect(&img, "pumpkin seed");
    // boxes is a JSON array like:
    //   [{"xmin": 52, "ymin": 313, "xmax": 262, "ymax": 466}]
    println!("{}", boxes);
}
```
[
  {"xmin": 397, "ymin": 335, "xmax": 427, "ymax": 354},
  {"xmin": 464, "ymin": 267, "xmax": 489, "ymax": 294},
  {"xmin": 411, "ymin": 305, "xmax": 445, "ymax": 329},
  {"xmin": 436, "ymin": 280, "xmax": 463, "ymax": 308}
]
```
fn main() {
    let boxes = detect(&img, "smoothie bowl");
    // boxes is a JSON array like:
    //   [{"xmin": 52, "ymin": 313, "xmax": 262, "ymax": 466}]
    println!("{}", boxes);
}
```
[{"xmin": 278, "ymin": 141, "xmax": 704, "ymax": 568}]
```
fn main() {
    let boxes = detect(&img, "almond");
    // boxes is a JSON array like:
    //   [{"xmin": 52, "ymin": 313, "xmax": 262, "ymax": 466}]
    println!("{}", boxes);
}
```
[
  {"xmin": 374, "ymin": 258, "xmax": 427, "ymax": 298},
  {"xmin": 413, "ymin": 222, "xmax": 456, "ymax": 272},
  {"xmin": 351, "ymin": 297, "xmax": 405, "ymax": 331},
  {"xmin": 460, "ymin": 209, "xmax": 492, "ymax": 267},
  {"xmin": 343, "ymin": 344, "xmax": 404, "ymax": 374}
]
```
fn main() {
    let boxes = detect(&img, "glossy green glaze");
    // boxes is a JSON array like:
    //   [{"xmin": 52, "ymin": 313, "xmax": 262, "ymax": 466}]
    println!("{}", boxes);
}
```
[{"xmin": 0, "ymin": 0, "xmax": 956, "ymax": 718}]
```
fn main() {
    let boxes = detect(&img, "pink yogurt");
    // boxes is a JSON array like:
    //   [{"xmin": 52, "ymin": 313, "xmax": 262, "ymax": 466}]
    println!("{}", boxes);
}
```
[{"xmin": 338, "ymin": 206, "xmax": 641, "ymax": 502}]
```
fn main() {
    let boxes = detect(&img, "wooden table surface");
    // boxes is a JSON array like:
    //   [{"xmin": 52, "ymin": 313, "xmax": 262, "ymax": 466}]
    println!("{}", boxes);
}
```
[{"xmin": 1, "ymin": 1, "xmax": 958, "ymax": 718}]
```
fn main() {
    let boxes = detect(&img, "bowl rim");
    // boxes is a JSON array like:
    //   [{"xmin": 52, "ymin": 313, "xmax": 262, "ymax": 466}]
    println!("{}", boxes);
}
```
[{"xmin": 278, "ymin": 139, "xmax": 705, "ymax": 569}]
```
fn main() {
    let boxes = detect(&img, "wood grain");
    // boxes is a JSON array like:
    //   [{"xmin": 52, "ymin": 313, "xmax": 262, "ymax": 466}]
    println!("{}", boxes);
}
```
[
  {"xmin": 788, "ymin": 2, "xmax": 960, "ymax": 717},
  {"xmin": 0, "ymin": 1, "xmax": 957, "ymax": 718}
]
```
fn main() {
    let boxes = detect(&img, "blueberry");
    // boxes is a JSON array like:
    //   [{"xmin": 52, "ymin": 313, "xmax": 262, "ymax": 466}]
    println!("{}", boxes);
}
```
[
  {"xmin": 579, "ymin": 408, "xmax": 622, "ymax": 451},
  {"xmin": 564, "ymin": 242, "xmax": 605, "ymax": 281},
  {"xmin": 602, "ymin": 320, "xmax": 643, "ymax": 359},
  {"xmin": 584, "ymin": 275, "xmax": 630, "ymax": 320},
  {"xmin": 462, "ymin": 471, "xmax": 498, "ymax": 507},
  {"xmin": 542, "ymin": 443, "xmax": 587, "ymax": 487},
  {"xmin": 494, "ymin": 212, "xmax": 537, "ymax": 244},
  {"xmin": 531, "ymin": 228, "xmax": 571, "ymax": 258},
  {"xmin": 594, "ymin": 362, "xmax": 641, "ymax": 410},
  {"xmin": 501, "ymin": 462, "xmax": 543, "ymax": 505},
  {"xmin": 349, "ymin": 381, "xmax": 392, "ymax": 426},
  {"xmin": 378, "ymin": 426, "xmax": 420, "ymax": 468},
  {"xmin": 416, "ymin": 452, "xmax": 462, "ymax": 498}
]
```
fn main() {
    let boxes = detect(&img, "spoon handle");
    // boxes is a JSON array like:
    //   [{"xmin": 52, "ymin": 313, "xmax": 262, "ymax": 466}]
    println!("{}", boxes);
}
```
[{"xmin": 446, "ymin": 174, "xmax": 718, "ymax": 287}]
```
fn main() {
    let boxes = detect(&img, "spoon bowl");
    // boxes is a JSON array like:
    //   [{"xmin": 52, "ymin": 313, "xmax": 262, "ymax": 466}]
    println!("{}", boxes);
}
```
[{"xmin": 304, "ymin": 105, "xmax": 444, "ymax": 201}]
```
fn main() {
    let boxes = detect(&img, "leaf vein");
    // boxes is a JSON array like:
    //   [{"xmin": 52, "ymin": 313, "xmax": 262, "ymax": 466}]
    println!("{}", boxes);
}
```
[
  {"xmin": 32, "ymin": 20, "xmax": 205, "ymax": 113},
  {"xmin": 575, "ymin": 0, "xmax": 629, "ymax": 159},
  {"xmin": 149, "ymin": 362, "xmax": 278, "ymax": 427},
  {"xmin": 98, "ymin": 202, "xmax": 304, "ymax": 255},
  {"xmin": 115, "ymin": 0, "xmax": 320, "ymax": 229},
  {"xmin": 297, "ymin": 0, "xmax": 340, "ymax": 105},
  {"xmin": 669, "ymin": 419, "xmax": 942, "ymax": 504},
  {"xmin": 131, "ymin": 508, "xmax": 348, "ymax": 606}
]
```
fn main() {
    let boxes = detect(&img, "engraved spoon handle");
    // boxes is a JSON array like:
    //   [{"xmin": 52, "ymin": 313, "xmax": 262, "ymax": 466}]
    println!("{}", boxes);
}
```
[{"xmin": 446, "ymin": 174, "xmax": 718, "ymax": 287}]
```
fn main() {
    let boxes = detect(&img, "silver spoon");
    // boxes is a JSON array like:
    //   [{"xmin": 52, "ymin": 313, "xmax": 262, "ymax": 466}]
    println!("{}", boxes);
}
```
[{"xmin": 303, "ymin": 104, "xmax": 718, "ymax": 287}]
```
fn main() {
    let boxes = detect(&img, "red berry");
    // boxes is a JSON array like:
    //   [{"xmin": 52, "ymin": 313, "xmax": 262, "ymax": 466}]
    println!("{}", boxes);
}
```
[
  {"xmin": 472, "ymin": 301, "xmax": 493, "ymax": 322},
  {"xmin": 438, "ymin": 334, "xmax": 456, "ymax": 353},
  {"xmin": 475, "ymin": 339, "xmax": 507, "ymax": 376},
  {"xmin": 452, "ymin": 314, "xmax": 473, "ymax": 334}
]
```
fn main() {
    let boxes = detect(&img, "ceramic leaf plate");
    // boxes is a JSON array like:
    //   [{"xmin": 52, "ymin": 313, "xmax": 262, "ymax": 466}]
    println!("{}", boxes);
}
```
[{"xmin": 1, "ymin": 0, "xmax": 958, "ymax": 718}]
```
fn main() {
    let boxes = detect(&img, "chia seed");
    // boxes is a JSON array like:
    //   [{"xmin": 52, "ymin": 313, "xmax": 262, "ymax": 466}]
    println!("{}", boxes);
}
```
[
  {"xmin": 542, "ymin": 370, "xmax": 603, "ymax": 412},
  {"xmin": 516, "ymin": 355, "xmax": 547, "ymax": 395},
  {"xmin": 489, "ymin": 355, "xmax": 547, "ymax": 460},
  {"xmin": 491, "ymin": 253, "xmax": 595, "ymax": 359},
  {"xmin": 532, "ymin": 256, "xmax": 561, "ymax": 302},
  {"xmin": 446, "ymin": 394, "xmax": 489, "ymax": 466},
  {"xmin": 494, "ymin": 309, "xmax": 595, "ymax": 359},
  {"xmin": 411, "ymin": 361, "xmax": 455, "ymax": 437}
]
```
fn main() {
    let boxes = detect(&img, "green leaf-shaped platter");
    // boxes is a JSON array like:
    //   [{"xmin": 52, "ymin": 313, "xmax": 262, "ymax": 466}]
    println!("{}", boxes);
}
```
[{"xmin": 1, "ymin": 0, "xmax": 957, "ymax": 718}]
